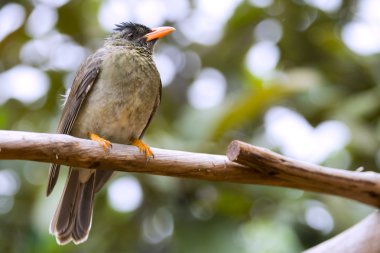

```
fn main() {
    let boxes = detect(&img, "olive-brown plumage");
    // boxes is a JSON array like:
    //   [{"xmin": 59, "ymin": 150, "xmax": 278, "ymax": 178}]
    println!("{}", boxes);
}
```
[{"xmin": 47, "ymin": 22, "xmax": 174, "ymax": 245}]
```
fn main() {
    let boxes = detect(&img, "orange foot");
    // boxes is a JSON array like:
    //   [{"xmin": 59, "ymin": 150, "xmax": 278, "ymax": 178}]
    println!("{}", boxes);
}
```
[
  {"xmin": 88, "ymin": 133, "xmax": 112, "ymax": 152},
  {"xmin": 132, "ymin": 139, "xmax": 154, "ymax": 159}
]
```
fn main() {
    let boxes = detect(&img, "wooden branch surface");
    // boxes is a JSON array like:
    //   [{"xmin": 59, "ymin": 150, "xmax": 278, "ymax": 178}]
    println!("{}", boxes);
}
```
[
  {"xmin": 1, "ymin": 130, "xmax": 380, "ymax": 252},
  {"xmin": 1, "ymin": 131, "xmax": 380, "ymax": 208},
  {"xmin": 227, "ymin": 140, "xmax": 380, "ymax": 207},
  {"xmin": 0, "ymin": 131, "xmax": 266, "ymax": 183},
  {"xmin": 304, "ymin": 211, "xmax": 380, "ymax": 253}
]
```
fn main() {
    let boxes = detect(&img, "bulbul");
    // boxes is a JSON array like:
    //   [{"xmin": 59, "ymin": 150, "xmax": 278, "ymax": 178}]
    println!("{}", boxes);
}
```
[{"xmin": 47, "ymin": 22, "xmax": 175, "ymax": 245}]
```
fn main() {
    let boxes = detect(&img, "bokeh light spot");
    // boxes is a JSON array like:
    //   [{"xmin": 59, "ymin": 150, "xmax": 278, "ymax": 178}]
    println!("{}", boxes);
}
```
[
  {"xmin": 265, "ymin": 107, "xmax": 350, "ymax": 163},
  {"xmin": 180, "ymin": 51, "xmax": 201, "ymax": 78},
  {"xmin": 342, "ymin": 21, "xmax": 380, "ymax": 56},
  {"xmin": 341, "ymin": 0, "xmax": 380, "ymax": 55},
  {"xmin": 304, "ymin": 0, "xmax": 342, "ymax": 13},
  {"xmin": 254, "ymin": 18, "xmax": 283, "ymax": 43},
  {"xmin": 0, "ymin": 3, "xmax": 25, "ymax": 42},
  {"xmin": 249, "ymin": 0, "xmax": 273, "ymax": 8},
  {"xmin": 49, "ymin": 42, "xmax": 87, "ymax": 71},
  {"xmin": 143, "ymin": 207, "xmax": 174, "ymax": 244},
  {"xmin": 246, "ymin": 41, "xmax": 280, "ymax": 78},
  {"xmin": 37, "ymin": 0, "xmax": 70, "ymax": 8},
  {"xmin": 0, "ymin": 65, "xmax": 50, "ymax": 105},
  {"xmin": 26, "ymin": 4, "xmax": 58, "ymax": 38},
  {"xmin": 0, "ymin": 170, "xmax": 18, "ymax": 214},
  {"xmin": 163, "ymin": 0, "xmax": 190, "ymax": 22},
  {"xmin": 98, "ymin": 0, "xmax": 132, "ymax": 32},
  {"xmin": 134, "ymin": 0, "xmax": 166, "ymax": 27},
  {"xmin": 0, "ymin": 170, "xmax": 20, "ymax": 196},
  {"xmin": 304, "ymin": 201, "xmax": 334, "ymax": 234},
  {"xmin": 0, "ymin": 197, "xmax": 14, "ymax": 215},
  {"xmin": 107, "ymin": 176, "xmax": 143, "ymax": 213},
  {"xmin": 179, "ymin": 0, "xmax": 242, "ymax": 45},
  {"xmin": 20, "ymin": 32, "xmax": 88, "ymax": 71},
  {"xmin": 154, "ymin": 53, "xmax": 176, "ymax": 87},
  {"xmin": 187, "ymin": 68, "xmax": 227, "ymax": 109}
]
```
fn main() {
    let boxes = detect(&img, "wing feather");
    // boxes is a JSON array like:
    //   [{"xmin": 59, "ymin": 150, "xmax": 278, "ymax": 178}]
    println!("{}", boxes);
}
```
[{"xmin": 46, "ymin": 51, "xmax": 104, "ymax": 196}]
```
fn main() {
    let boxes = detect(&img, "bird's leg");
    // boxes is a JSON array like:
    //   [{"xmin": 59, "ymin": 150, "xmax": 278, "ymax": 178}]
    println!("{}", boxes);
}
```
[
  {"xmin": 131, "ymin": 139, "xmax": 154, "ymax": 159},
  {"xmin": 88, "ymin": 132, "xmax": 112, "ymax": 152}
]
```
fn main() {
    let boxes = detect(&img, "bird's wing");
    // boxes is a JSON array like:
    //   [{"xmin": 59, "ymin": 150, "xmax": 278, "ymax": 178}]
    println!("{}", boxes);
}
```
[
  {"xmin": 46, "ymin": 51, "xmax": 104, "ymax": 196},
  {"xmin": 139, "ymin": 79, "xmax": 162, "ymax": 138}
]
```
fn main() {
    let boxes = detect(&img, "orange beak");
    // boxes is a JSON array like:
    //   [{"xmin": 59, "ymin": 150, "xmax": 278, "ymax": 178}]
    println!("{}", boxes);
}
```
[{"xmin": 145, "ymin": 26, "xmax": 175, "ymax": 41}]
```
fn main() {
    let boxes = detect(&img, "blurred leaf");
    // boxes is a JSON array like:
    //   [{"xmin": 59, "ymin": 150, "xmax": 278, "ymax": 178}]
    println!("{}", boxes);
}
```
[{"xmin": 211, "ymin": 72, "xmax": 313, "ymax": 141}]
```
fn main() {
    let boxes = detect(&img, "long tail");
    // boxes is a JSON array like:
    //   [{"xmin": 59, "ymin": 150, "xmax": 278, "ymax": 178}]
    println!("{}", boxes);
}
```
[{"xmin": 49, "ymin": 169, "xmax": 95, "ymax": 245}]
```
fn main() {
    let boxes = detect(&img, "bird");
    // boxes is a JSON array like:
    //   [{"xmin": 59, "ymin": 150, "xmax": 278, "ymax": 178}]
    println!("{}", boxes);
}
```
[{"xmin": 46, "ymin": 22, "xmax": 175, "ymax": 245}]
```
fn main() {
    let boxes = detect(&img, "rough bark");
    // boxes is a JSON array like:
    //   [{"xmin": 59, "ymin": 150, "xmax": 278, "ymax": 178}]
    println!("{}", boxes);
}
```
[
  {"xmin": 1, "ymin": 131, "xmax": 380, "ymax": 208},
  {"xmin": 1, "ymin": 130, "xmax": 380, "ymax": 252},
  {"xmin": 304, "ymin": 211, "xmax": 380, "ymax": 253}
]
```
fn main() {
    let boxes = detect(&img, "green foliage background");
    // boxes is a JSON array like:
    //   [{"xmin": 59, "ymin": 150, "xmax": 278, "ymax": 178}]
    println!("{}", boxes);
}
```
[{"xmin": 0, "ymin": 0, "xmax": 379, "ymax": 252}]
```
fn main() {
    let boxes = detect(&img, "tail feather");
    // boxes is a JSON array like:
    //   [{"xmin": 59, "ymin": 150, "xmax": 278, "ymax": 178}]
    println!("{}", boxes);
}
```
[
  {"xmin": 53, "ymin": 169, "xmax": 80, "ymax": 234},
  {"xmin": 94, "ymin": 170, "xmax": 113, "ymax": 193},
  {"xmin": 50, "ymin": 168, "xmax": 96, "ymax": 245},
  {"xmin": 73, "ymin": 174, "xmax": 95, "ymax": 244},
  {"xmin": 47, "ymin": 163, "xmax": 61, "ymax": 196}
]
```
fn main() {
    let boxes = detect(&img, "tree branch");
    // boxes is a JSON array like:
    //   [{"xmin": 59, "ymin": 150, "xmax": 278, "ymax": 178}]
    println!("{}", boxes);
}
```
[
  {"xmin": 1, "ymin": 131, "xmax": 380, "ymax": 208},
  {"xmin": 304, "ymin": 211, "xmax": 380, "ymax": 253},
  {"xmin": 0, "ymin": 130, "xmax": 253, "ymax": 183},
  {"xmin": 227, "ymin": 140, "xmax": 380, "ymax": 207},
  {"xmin": 1, "ymin": 130, "xmax": 380, "ymax": 252}
]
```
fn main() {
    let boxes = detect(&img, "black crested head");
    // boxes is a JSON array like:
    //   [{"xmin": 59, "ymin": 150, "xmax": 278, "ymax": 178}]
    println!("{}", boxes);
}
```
[
  {"xmin": 109, "ymin": 21, "xmax": 175, "ymax": 51},
  {"xmin": 110, "ymin": 22, "xmax": 155, "ymax": 50},
  {"xmin": 114, "ymin": 22, "xmax": 151, "ymax": 34}
]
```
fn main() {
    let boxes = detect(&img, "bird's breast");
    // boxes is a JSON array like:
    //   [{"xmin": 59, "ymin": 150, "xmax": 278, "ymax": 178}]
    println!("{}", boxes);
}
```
[{"xmin": 71, "ymin": 49, "xmax": 161, "ymax": 144}]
